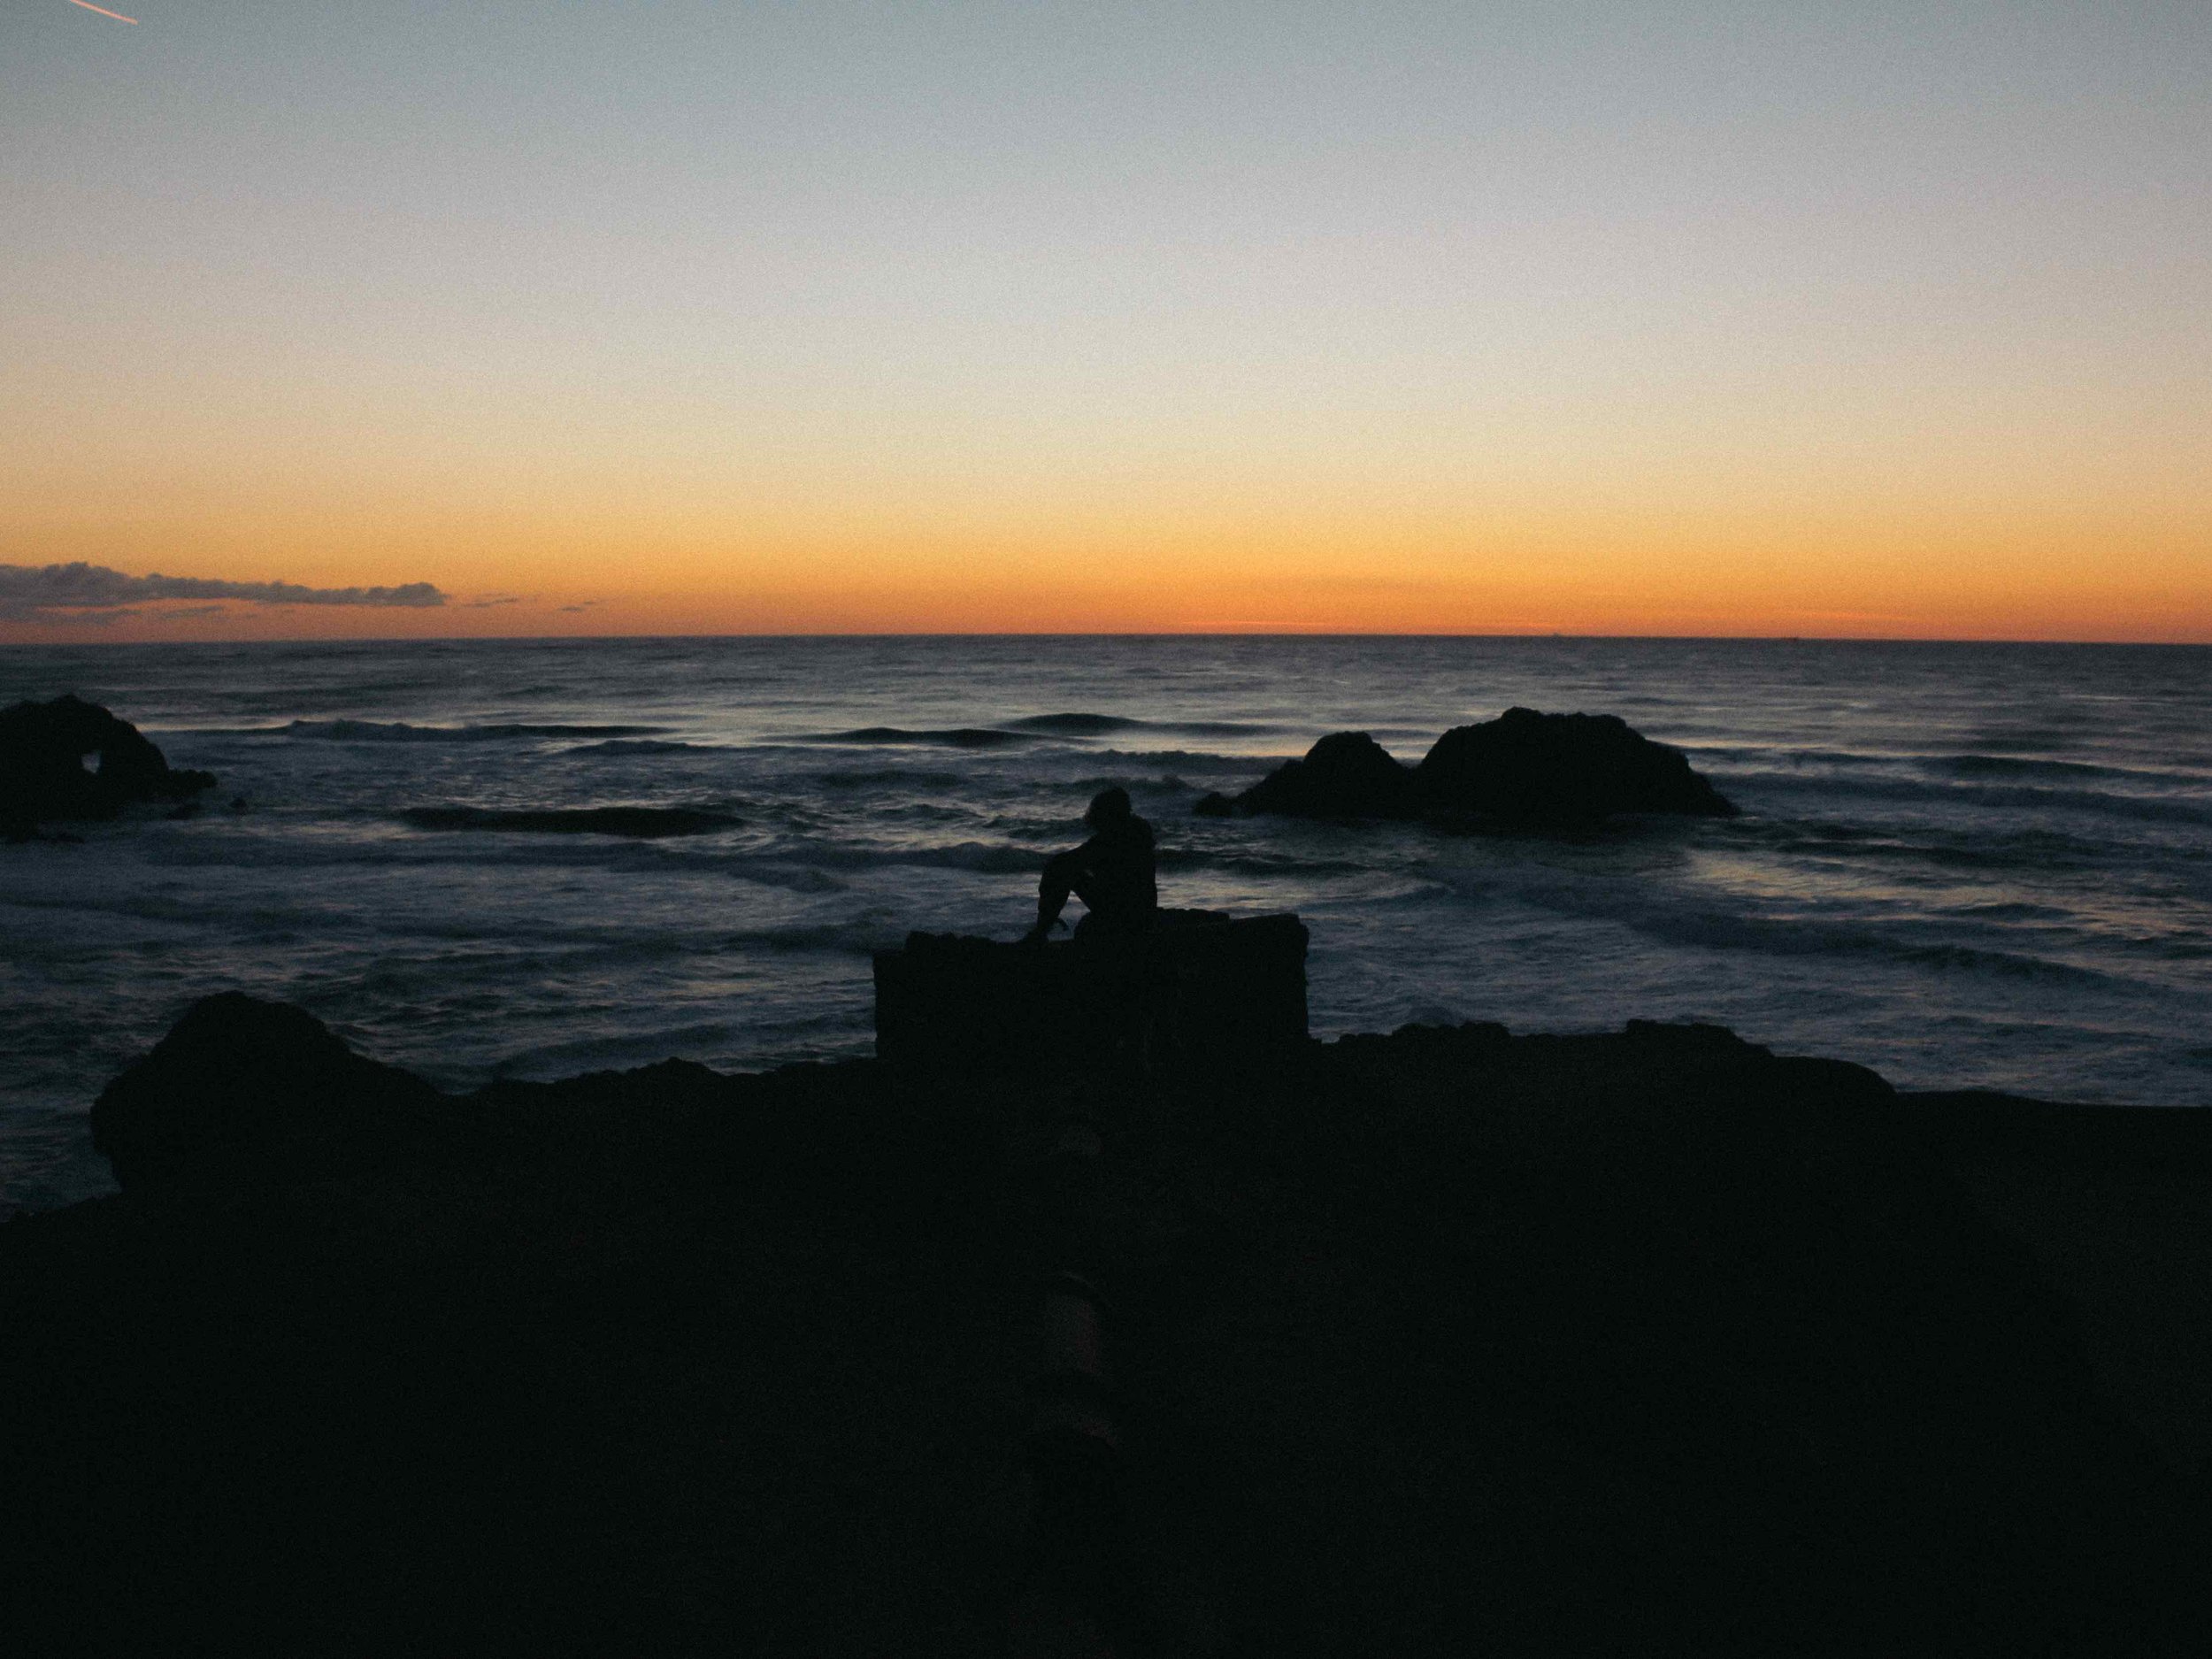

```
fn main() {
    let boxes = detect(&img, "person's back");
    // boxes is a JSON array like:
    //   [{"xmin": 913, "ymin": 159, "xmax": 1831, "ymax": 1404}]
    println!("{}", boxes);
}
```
[
  {"xmin": 1024, "ymin": 787, "xmax": 1157, "ymax": 943},
  {"xmin": 1077, "ymin": 810, "xmax": 1156, "ymax": 924}
]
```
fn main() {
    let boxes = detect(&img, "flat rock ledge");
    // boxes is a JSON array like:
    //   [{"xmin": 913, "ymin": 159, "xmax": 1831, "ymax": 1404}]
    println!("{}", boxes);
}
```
[{"xmin": 873, "ymin": 910, "xmax": 1309, "ymax": 1073}]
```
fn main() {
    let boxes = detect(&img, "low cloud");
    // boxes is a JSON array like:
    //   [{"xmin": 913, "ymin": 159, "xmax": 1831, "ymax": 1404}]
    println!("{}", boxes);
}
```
[{"xmin": 0, "ymin": 561, "xmax": 447, "ymax": 621}]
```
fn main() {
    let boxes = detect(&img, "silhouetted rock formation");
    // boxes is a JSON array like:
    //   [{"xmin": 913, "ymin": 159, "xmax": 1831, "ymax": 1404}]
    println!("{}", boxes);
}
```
[
  {"xmin": 1225, "ymin": 731, "xmax": 1420, "ymax": 820},
  {"xmin": 1, "ymin": 694, "xmax": 216, "ymax": 839},
  {"xmin": 4, "ymin": 990, "xmax": 2206, "ymax": 1654},
  {"xmin": 92, "ymin": 992, "xmax": 445, "ymax": 1196},
  {"xmin": 1418, "ymin": 704, "xmax": 1737, "ymax": 822},
  {"xmin": 873, "ymin": 910, "xmax": 1308, "ymax": 1072},
  {"xmin": 1207, "ymin": 706, "xmax": 1736, "ymax": 825}
]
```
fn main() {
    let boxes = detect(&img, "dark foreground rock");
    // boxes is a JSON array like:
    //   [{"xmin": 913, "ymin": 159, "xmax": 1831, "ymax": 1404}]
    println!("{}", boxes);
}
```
[
  {"xmin": 92, "ymin": 992, "xmax": 449, "ymax": 1194},
  {"xmin": 1210, "ymin": 706, "xmax": 1736, "ymax": 825},
  {"xmin": 1, "ymin": 694, "xmax": 217, "ymax": 838},
  {"xmin": 4, "ymin": 993, "xmax": 2207, "ymax": 1655}
]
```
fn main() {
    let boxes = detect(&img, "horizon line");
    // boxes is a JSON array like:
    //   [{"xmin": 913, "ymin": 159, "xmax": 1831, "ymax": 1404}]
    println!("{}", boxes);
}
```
[{"xmin": 8, "ymin": 629, "xmax": 2209, "ymax": 649}]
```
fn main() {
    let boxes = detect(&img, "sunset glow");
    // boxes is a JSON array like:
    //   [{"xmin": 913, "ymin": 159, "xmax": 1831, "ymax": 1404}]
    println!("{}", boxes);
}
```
[{"xmin": 6, "ymin": 4, "xmax": 2207, "ymax": 643}]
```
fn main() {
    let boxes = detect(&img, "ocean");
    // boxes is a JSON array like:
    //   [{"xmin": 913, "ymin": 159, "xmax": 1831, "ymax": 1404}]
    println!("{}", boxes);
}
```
[{"xmin": 4, "ymin": 635, "xmax": 2208, "ymax": 1215}]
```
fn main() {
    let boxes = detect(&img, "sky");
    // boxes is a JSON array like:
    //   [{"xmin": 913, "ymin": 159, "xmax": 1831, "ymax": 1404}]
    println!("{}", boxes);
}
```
[{"xmin": 3, "ymin": 1, "xmax": 2207, "ymax": 641}]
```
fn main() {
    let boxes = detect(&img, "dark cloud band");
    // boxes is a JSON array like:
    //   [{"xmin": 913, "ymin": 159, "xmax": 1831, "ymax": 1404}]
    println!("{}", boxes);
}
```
[{"xmin": 0, "ymin": 562, "xmax": 446, "ymax": 620}]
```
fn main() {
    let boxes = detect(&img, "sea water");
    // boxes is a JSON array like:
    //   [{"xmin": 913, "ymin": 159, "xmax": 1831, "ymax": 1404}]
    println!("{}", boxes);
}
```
[{"xmin": 4, "ymin": 635, "xmax": 2208, "ymax": 1214}]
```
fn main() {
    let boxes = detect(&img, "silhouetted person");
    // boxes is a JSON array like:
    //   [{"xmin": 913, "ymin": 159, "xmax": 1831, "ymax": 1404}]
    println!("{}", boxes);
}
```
[{"xmin": 1024, "ymin": 787, "xmax": 1156, "ymax": 945}]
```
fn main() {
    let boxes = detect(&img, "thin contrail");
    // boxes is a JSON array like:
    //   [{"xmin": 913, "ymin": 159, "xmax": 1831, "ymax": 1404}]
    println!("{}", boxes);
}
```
[{"xmin": 69, "ymin": 0, "xmax": 142, "ymax": 20}]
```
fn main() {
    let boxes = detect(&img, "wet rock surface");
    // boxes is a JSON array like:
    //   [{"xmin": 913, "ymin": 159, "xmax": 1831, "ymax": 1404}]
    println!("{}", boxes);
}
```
[
  {"xmin": 4, "ymin": 990, "xmax": 2205, "ymax": 1654},
  {"xmin": 1, "ymin": 694, "xmax": 216, "ymax": 839}
]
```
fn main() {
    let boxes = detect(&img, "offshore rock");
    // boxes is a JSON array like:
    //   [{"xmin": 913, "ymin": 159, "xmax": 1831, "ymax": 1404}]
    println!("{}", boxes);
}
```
[
  {"xmin": 872, "ymin": 910, "xmax": 1309, "ymax": 1073},
  {"xmin": 1224, "ymin": 732, "xmax": 1420, "ymax": 820},
  {"xmin": 1416, "ymin": 705, "xmax": 1737, "ymax": 823},
  {"xmin": 1, "ymin": 694, "xmax": 217, "ymax": 839},
  {"xmin": 1209, "ymin": 708, "xmax": 1735, "ymax": 825},
  {"xmin": 91, "ymin": 992, "xmax": 445, "ymax": 1195}
]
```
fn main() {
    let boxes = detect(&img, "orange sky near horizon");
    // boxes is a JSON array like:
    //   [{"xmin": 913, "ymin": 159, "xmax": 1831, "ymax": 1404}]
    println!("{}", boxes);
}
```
[
  {"xmin": 4, "ymin": 4, "xmax": 2207, "ymax": 647},
  {"xmin": 8, "ymin": 431, "xmax": 2205, "ymax": 641},
  {"xmin": 6, "ymin": 519, "xmax": 2204, "ymax": 643}
]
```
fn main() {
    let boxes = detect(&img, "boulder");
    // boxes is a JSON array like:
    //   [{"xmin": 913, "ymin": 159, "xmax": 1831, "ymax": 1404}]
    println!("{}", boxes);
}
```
[
  {"xmin": 1, "ymin": 694, "xmax": 216, "ymax": 839},
  {"xmin": 1415, "ymin": 706, "xmax": 1735, "ymax": 823},
  {"xmin": 90, "ymin": 992, "xmax": 445, "ymax": 1195},
  {"xmin": 1225, "ymin": 732, "xmax": 1419, "ymax": 819}
]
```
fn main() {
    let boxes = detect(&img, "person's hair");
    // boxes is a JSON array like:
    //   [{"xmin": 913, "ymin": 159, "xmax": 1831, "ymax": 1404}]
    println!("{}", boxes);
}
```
[{"xmin": 1085, "ymin": 787, "xmax": 1133, "ymax": 828}]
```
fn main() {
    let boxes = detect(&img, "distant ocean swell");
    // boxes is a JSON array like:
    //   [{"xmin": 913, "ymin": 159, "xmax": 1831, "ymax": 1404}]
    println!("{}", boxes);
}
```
[
  {"xmin": 1689, "ymin": 742, "xmax": 2195, "ymax": 787},
  {"xmin": 179, "ymin": 710, "xmax": 1298, "ymax": 748},
  {"xmin": 1732, "ymin": 769, "xmax": 2212, "ymax": 827},
  {"xmin": 4, "ymin": 635, "xmax": 2208, "ymax": 1217},
  {"xmin": 201, "ymin": 718, "xmax": 671, "ymax": 742},
  {"xmin": 1424, "ymin": 865, "xmax": 2143, "ymax": 988},
  {"xmin": 192, "ymin": 719, "xmax": 2212, "ymax": 833}
]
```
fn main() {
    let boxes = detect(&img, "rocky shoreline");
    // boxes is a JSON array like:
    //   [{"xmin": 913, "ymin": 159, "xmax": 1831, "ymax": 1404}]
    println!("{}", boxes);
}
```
[{"xmin": 4, "ymin": 968, "xmax": 2208, "ymax": 1654}]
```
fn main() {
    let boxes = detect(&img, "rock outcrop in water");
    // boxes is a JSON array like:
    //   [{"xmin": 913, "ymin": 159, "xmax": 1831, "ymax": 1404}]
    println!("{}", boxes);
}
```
[
  {"xmin": 1202, "ymin": 730, "xmax": 1420, "ymax": 821},
  {"xmin": 1198, "ymin": 706, "xmax": 1736, "ymax": 826},
  {"xmin": 1, "ymin": 694, "xmax": 216, "ymax": 839},
  {"xmin": 1417, "ymin": 705, "xmax": 1737, "ymax": 822},
  {"xmin": 4, "ymin": 974, "xmax": 2206, "ymax": 1653}
]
